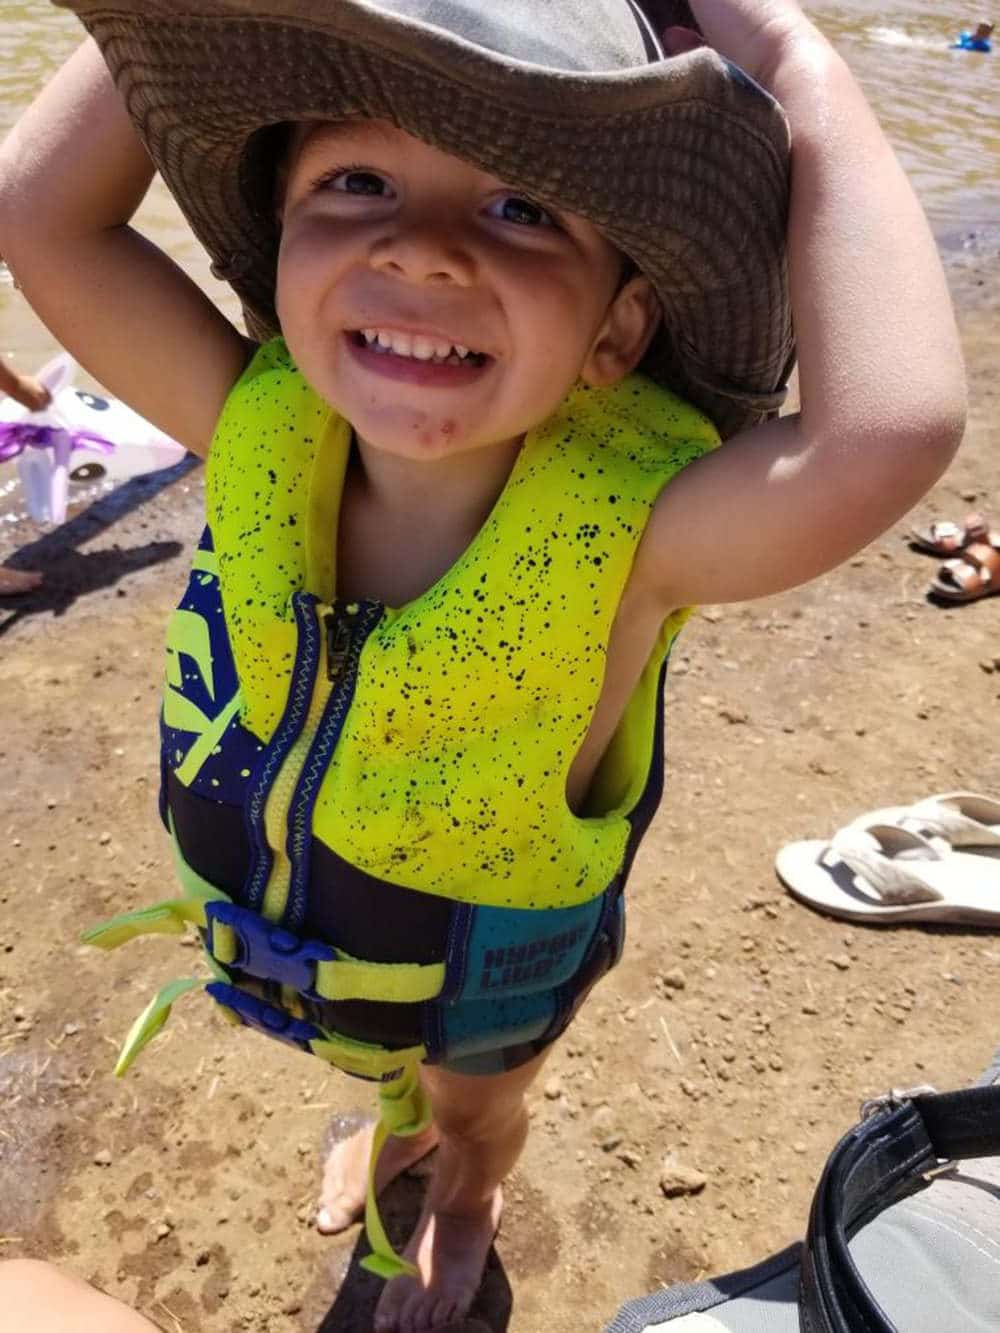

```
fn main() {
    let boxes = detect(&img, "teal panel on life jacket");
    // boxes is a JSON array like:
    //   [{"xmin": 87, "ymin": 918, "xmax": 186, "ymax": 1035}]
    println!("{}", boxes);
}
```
[
  {"xmin": 434, "ymin": 990, "xmax": 558, "ymax": 1063},
  {"xmin": 451, "ymin": 896, "xmax": 606, "ymax": 1002}
]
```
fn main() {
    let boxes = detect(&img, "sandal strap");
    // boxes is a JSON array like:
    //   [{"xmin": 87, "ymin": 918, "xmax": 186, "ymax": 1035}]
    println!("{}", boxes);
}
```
[
  {"xmin": 957, "ymin": 541, "xmax": 1000, "ymax": 576},
  {"xmin": 831, "ymin": 825, "xmax": 943, "ymax": 906},
  {"xmin": 938, "ymin": 554, "xmax": 990, "ymax": 593}
]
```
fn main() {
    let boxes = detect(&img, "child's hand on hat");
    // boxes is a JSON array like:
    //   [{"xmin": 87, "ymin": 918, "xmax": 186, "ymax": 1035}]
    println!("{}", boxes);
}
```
[{"xmin": 672, "ymin": 0, "xmax": 816, "ymax": 88}]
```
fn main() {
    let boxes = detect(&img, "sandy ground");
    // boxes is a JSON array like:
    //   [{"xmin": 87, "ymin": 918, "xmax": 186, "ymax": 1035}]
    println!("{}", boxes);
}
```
[{"xmin": 1, "ymin": 236, "xmax": 998, "ymax": 1333}]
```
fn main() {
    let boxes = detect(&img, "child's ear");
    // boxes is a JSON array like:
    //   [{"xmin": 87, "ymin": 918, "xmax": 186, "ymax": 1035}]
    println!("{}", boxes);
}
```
[{"xmin": 581, "ymin": 276, "xmax": 661, "ymax": 388}]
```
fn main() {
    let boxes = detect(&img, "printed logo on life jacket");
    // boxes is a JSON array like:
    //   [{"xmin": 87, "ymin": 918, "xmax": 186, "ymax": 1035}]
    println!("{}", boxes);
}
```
[{"xmin": 479, "ymin": 925, "xmax": 589, "ymax": 991}]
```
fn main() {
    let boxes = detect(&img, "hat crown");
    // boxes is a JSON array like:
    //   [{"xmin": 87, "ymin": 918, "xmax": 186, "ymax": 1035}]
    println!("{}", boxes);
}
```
[{"xmin": 373, "ymin": 0, "xmax": 654, "ymax": 71}]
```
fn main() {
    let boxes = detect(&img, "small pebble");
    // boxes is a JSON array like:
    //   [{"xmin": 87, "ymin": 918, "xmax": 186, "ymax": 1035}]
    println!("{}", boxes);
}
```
[
  {"xmin": 659, "ymin": 1163, "xmax": 707, "ymax": 1198},
  {"xmin": 93, "ymin": 1149, "xmax": 113, "ymax": 1167}
]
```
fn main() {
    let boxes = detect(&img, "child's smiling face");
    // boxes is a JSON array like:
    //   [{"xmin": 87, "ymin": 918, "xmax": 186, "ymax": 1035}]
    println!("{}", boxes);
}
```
[{"xmin": 276, "ymin": 120, "xmax": 659, "ymax": 462}]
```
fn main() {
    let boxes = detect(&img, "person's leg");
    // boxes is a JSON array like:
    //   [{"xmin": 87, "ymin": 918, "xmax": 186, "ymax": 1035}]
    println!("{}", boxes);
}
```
[
  {"xmin": 374, "ymin": 1045, "xmax": 553, "ymax": 1333},
  {"xmin": 0, "ymin": 1260, "xmax": 161, "ymax": 1332},
  {"xmin": 0, "ymin": 567, "xmax": 42, "ymax": 596},
  {"xmin": 316, "ymin": 1116, "xmax": 440, "ymax": 1233}
]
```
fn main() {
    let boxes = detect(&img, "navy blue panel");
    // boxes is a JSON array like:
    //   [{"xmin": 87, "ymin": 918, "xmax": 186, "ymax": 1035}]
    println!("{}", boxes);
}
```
[
  {"xmin": 160, "ymin": 527, "xmax": 240, "ymax": 781},
  {"xmin": 187, "ymin": 710, "xmax": 266, "ymax": 804},
  {"xmin": 305, "ymin": 837, "xmax": 453, "ymax": 964},
  {"xmin": 439, "ymin": 902, "xmax": 475, "ymax": 1002},
  {"xmin": 619, "ymin": 657, "xmax": 669, "ymax": 886},
  {"xmin": 168, "ymin": 770, "xmax": 249, "ymax": 897}
]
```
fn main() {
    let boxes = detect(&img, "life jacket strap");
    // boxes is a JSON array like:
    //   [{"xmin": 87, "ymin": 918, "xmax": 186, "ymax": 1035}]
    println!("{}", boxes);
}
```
[
  {"xmin": 360, "ymin": 1061, "xmax": 432, "ymax": 1280},
  {"xmin": 201, "ymin": 900, "xmax": 447, "ymax": 1003},
  {"xmin": 113, "ymin": 976, "xmax": 206, "ymax": 1076},
  {"xmin": 314, "ymin": 953, "xmax": 445, "ymax": 1004},
  {"xmin": 81, "ymin": 894, "xmax": 223, "ymax": 950}
]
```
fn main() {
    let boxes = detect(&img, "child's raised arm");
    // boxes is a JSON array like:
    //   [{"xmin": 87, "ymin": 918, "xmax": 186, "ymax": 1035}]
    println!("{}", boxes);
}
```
[
  {"xmin": 639, "ymin": 0, "xmax": 966, "ymax": 609},
  {"xmin": 0, "ymin": 39, "xmax": 249, "ymax": 457}
]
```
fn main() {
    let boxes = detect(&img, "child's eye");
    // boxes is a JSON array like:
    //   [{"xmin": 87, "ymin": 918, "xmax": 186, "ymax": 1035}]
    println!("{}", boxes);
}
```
[
  {"xmin": 327, "ymin": 169, "xmax": 392, "ymax": 197},
  {"xmin": 488, "ymin": 195, "xmax": 554, "ymax": 228}
]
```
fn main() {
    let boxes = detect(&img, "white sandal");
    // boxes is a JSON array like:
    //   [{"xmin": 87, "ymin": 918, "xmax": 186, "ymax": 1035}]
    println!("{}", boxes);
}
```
[
  {"xmin": 776, "ymin": 821, "xmax": 1000, "ymax": 925},
  {"xmin": 847, "ymin": 791, "xmax": 1000, "ymax": 852}
]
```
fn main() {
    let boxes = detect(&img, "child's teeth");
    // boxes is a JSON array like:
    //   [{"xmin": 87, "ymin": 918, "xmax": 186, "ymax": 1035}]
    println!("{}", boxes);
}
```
[{"xmin": 362, "ymin": 330, "xmax": 480, "ymax": 362}]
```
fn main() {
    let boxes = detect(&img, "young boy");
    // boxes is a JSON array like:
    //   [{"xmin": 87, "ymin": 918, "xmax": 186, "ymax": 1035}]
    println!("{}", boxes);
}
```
[{"xmin": 0, "ymin": 1, "xmax": 965, "ymax": 1329}]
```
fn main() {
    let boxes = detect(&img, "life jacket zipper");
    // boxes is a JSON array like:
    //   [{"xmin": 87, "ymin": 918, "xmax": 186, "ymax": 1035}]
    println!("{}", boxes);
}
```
[
  {"xmin": 281, "ymin": 598, "xmax": 384, "ymax": 930},
  {"xmin": 325, "ymin": 601, "xmax": 359, "ymax": 684}
]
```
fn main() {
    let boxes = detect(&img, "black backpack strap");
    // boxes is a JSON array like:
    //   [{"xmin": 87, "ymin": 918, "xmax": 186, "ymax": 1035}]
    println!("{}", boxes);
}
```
[
  {"xmin": 604, "ymin": 1245, "xmax": 801, "ymax": 1331},
  {"xmin": 799, "ymin": 1084, "xmax": 1000, "ymax": 1333}
]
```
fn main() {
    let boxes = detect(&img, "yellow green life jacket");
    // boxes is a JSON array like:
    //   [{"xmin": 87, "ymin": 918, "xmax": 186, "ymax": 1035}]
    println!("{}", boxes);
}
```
[{"xmin": 85, "ymin": 338, "xmax": 717, "ymax": 1277}]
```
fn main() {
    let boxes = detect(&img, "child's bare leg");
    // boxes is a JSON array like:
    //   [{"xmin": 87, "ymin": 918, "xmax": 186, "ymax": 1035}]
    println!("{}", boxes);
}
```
[
  {"xmin": 317, "ymin": 1118, "xmax": 440, "ymax": 1233},
  {"xmin": 0, "ymin": 1260, "xmax": 159, "ymax": 1333},
  {"xmin": 374, "ymin": 1046, "xmax": 551, "ymax": 1333}
]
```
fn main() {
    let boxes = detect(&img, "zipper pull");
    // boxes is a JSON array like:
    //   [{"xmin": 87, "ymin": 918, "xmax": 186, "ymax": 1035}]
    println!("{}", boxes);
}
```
[{"xmin": 324, "ymin": 601, "xmax": 360, "ymax": 683}]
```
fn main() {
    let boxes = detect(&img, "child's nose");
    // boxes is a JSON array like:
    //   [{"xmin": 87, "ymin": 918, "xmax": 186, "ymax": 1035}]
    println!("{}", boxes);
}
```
[{"xmin": 369, "ymin": 222, "xmax": 475, "ymax": 287}]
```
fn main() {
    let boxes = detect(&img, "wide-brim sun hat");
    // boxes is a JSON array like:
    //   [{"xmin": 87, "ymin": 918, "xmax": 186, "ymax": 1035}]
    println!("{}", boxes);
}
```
[{"xmin": 55, "ymin": 0, "xmax": 795, "ymax": 438}]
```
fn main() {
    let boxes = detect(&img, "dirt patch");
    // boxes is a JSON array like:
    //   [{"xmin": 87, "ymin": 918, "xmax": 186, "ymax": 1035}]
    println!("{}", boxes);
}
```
[{"xmin": 1, "ymin": 254, "xmax": 999, "ymax": 1331}]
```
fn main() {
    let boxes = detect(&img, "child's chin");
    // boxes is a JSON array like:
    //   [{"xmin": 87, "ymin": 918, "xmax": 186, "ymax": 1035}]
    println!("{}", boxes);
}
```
[{"xmin": 352, "ymin": 412, "xmax": 473, "ymax": 460}]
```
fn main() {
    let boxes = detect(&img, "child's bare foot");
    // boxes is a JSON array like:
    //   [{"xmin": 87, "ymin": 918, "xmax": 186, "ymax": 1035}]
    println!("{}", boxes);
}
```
[
  {"xmin": 373, "ymin": 1183, "xmax": 502, "ymax": 1332},
  {"xmin": 316, "ymin": 1118, "xmax": 439, "ymax": 1234}
]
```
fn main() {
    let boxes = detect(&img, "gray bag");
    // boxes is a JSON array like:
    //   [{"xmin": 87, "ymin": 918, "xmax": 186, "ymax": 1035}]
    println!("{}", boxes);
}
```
[{"xmin": 605, "ymin": 1050, "xmax": 1000, "ymax": 1333}]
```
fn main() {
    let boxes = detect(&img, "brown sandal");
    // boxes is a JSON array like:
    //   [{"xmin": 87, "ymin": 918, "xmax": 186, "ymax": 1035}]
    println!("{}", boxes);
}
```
[
  {"xmin": 929, "ymin": 541, "xmax": 1000, "ymax": 602},
  {"xmin": 910, "ymin": 512, "xmax": 995, "ymax": 556}
]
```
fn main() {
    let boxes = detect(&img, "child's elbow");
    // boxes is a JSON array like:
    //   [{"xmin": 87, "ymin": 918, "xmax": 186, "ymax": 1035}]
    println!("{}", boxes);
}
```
[{"xmin": 903, "ymin": 379, "xmax": 968, "ymax": 489}]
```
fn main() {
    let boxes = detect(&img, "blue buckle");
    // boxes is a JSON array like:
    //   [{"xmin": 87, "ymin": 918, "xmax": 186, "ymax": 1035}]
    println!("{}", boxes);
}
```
[
  {"xmin": 204, "ymin": 902, "xmax": 335, "ymax": 993},
  {"xmin": 206, "ymin": 981, "xmax": 321, "ymax": 1050}
]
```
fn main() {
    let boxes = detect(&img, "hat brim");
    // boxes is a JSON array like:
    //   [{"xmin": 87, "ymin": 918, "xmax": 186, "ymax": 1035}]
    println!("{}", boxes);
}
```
[{"xmin": 61, "ymin": 0, "xmax": 794, "ymax": 437}]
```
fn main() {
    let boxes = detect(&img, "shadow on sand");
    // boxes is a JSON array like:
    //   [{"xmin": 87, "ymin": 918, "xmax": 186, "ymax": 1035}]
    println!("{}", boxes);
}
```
[
  {"xmin": 314, "ymin": 1173, "xmax": 513, "ymax": 1332},
  {"xmin": 0, "ymin": 455, "xmax": 199, "ymax": 638}
]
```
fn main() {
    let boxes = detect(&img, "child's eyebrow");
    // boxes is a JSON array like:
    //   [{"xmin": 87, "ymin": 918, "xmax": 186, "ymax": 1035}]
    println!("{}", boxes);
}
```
[{"xmin": 293, "ymin": 118, "xmax": 400, "ymax": 160}]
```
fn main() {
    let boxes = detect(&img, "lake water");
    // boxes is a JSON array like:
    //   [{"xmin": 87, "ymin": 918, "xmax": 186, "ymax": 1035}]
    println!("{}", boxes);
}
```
[{"xmin": 0, "ymin": 0, "xmax": 996, "ymax": 518}]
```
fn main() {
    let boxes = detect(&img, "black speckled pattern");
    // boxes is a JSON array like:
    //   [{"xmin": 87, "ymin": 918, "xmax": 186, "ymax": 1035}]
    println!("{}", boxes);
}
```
[{"xmin": 205, "ymin": 340, "xmax": 717, "ymax": 910}]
